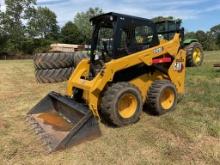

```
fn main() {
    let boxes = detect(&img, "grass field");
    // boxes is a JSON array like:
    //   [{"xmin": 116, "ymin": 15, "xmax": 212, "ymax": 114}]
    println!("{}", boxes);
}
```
[{"xmin": 0, "ymin": 51, "xmax": 220, "ymax": 165}]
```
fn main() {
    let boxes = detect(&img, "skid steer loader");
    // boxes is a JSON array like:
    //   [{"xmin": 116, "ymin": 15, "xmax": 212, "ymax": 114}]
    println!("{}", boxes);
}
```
[{"xmin": 27, "ymin": 12, "xmax": 186, "ymax": 152}]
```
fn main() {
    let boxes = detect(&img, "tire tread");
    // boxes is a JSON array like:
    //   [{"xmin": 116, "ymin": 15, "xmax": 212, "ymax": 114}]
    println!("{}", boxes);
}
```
[
  {"xmin": 34, "ymin": 53, "xmax": 74, "ymax": 69},
  {"xmin": 35, "ymin": 67, "xmax": 74, "ymax": 83}
]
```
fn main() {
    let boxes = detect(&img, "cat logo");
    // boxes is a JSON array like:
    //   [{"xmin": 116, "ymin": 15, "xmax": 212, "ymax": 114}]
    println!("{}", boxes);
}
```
[
  {"xmin": 153, "ymin": 47, "xmax": 164, "ymax": 54},
  {"xmin": 174, "ymin": 61, "xmax": 184, "ymax": 72},
  {"xmin": 174, "ymin": 58, "xmax": 185, "ymax": 72}
]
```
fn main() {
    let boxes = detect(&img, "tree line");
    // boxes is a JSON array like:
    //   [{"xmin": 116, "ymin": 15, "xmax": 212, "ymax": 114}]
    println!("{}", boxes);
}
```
[
  {"xmin": 0, "ymin": 0, "xmax": 220, "ymax": 56},
  {"xmin": 0, "ymin": 0, "xmax": 102, "ymax": 55},
  {"xmin": 185, "ymin": 26, "xmax": 220, "ymax": 51}
]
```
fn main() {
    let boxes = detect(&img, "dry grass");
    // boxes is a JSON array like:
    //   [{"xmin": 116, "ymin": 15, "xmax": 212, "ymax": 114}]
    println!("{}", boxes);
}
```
[{"xmin": 0, "ymin": 51, "xmax": 220, "ymax": 165}]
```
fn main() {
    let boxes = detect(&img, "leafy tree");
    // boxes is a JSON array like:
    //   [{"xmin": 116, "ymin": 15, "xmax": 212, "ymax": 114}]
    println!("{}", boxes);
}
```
[
  {"xmin": 195, "ymin": 30, "xmax": 207, "ymax": 49},
  {"xmin": 60, "ymin": 21, "xmax": 82, "ymax": 44},
  {"xmin": 0, "ymin": 7, "xmax": 8, "ymax": 52},
  {"xmin": 211, "ymin": 24, "xmax": 220, "ymax": 48},
  {"xmin": 206, "ymin": 31, "xmax": 218, "ymax": 50},
  {"xmin": 2, "ymin": 0, "xmax": 36, "ymax": 52},
  {"xmin": 74, "ymin": 7, "xmax": 103, "ymax": 44},
  {"xmin": 196, "ymin": 30, "xmax": 207, "ymax": 42},
  {"xmin": 216, "ymin": 34, "xmax": 220, "ymax": 47},
  {"xmin": 211, "ymin": 24, "xmax": 220, "ymax": 34},
  {"xmin": 185, "ymin": 32, "xmax": 197, "ymax": 39},
  {"xmin": 28, "ymin": 7, "xmax": 59, "ymax": 40}
]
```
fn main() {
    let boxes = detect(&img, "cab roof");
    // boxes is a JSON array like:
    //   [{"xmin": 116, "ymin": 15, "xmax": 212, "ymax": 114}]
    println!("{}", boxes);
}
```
[{"xmin": 90, "ymin": 12, "xmax": 153, "ymax": 24}]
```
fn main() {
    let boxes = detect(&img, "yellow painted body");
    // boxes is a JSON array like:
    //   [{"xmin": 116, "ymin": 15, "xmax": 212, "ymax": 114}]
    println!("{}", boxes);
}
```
[
  {"xmin": 66, "ymin": 33, "xmax": 186, "ymax": 118},
  {"xmin": 118, "ymin": 93, "xmax": 138, "ymax": 119},
  {"xmin": 160, "ymin": 88, "xmax": 175, "ymax": 110}
]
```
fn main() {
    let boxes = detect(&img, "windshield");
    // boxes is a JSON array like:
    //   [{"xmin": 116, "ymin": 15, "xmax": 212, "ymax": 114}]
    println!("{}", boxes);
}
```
[
  {"xmin": 92, "ymin": 26, "xmax": 114, "ymax": 62},
  {"xmin": 97, "ymin": 27, "xmax": 113, "ymax": 55}
]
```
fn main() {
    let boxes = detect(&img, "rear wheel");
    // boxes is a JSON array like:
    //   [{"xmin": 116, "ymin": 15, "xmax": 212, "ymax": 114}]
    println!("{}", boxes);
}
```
[
  {"xmin": 185, "ymin": 42, "xmax": 204, "ymax": 67},
  {"xmin": 147, "ymin": 80, "xmax": 177, "ymax": 115},
  {"xmin": 101, "ymin": 82, "xmax": 143, "ymax": 126}
]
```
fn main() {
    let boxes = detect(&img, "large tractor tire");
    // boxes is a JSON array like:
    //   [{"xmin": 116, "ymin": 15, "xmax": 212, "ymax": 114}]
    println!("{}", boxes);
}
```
[
  {"xmin": 147, "ymin": 80, "xmax": 177, "ymax": 115},
  {"xmin": 185, "ymin": 42, "xmax": 204, "ymax": 67},
  {"xmin": 74, "ymin": 51, "xmax": 89, "ymax": 67},
  {"xmin": 35, "ymin": 67, "xmax": 74, "ymax": 83},
  {"xmin": 34, "ymin": 53, "xmax": 74, "ymax": 69},
  {"xmin": 101, "ymin": 82, "xmax": 143, "ymax": 126}
]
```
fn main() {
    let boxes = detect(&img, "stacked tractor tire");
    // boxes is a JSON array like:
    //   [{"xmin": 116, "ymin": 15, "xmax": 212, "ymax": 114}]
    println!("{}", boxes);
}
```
[{"xmin": 34, "ymin": 52, "xmax": 89, "ymax": 83}]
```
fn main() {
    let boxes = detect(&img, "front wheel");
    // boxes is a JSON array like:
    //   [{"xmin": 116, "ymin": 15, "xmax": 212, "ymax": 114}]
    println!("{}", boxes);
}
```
[{"xmin": 101, "ymin": 82, "xmax": 143, "ymax": 127}]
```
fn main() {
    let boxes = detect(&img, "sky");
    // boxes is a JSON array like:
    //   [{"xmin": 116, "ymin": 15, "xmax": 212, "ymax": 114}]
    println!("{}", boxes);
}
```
[{"xmin": 0, "ymin": 0, "xmax": 220, "ymax": 32}]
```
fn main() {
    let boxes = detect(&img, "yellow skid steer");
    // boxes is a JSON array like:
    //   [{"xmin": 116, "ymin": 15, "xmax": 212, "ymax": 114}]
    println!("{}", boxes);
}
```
[{"xmin": 27, "ymin": 12, "xmax": 186, "ymax": 152}]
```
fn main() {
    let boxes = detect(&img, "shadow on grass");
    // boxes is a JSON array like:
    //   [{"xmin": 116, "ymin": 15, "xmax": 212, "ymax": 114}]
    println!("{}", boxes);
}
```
[
  {"xmin": 99, "ymin": 111, "xmax": 142, "ymax": 128},
  {"xmin": 100, "ymin": 102, "xmax": 170, "ymax": 128},
  {"xmin": 143, "ymin": 104, "xmax": 158, "ymax": 116}
]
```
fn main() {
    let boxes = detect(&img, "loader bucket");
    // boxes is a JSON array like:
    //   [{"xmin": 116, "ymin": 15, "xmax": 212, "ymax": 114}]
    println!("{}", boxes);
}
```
[{"xmin": 26, "ymin": 92, "xmax": 101, "ymax": 152}]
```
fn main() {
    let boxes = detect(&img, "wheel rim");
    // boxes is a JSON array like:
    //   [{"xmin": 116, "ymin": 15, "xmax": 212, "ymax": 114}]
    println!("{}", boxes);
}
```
[
  {"xmin": 118, "ymin": 93, "xmax": 138, "ymax": 119},
  {"xmin": 193, "ymin": 48, "xmax": 201, "ymax": 65},
  {"xmin": 160, "ymin": 88, "xmax": 175, "ymax": 110}
]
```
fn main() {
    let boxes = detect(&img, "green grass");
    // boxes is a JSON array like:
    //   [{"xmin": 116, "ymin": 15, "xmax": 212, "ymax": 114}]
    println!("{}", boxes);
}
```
[{"xmin": 0, "ymin": 51, "xmax": 220, "ymax": 165}]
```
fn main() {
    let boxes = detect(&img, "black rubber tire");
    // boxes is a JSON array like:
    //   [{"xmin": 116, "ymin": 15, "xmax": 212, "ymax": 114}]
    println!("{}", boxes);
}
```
[
  {"xmin": 147, "ymin": 80, "xmax": 177, "ymax": 115},
  {"xmin": 35, "ymin": 67, "xmax": 74, "ymax": 83},
  {"xmin": 101, "ymin": 82, "xmax": 143, "ymax": 127},
  {"xmin": 184, "ymin": 42, "xmax": 204, "ymax": 67},
  {"xmin": 74, "ymin": 51, "xmax": 89, "ymax": 67},
  {"xmin": 34, "ymin": 53, "xmax": 74, "ymax": 69}
]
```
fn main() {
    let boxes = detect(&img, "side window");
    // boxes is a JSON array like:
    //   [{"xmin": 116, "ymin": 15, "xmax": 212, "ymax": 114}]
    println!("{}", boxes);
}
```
[
  {"xmin": 116, "ymin": 30, "xmax": 130, "ymax": 57},
  {"xmin": 168, "ymin": 23, "xmax": 176, "ymax": 31},
  {"xmin": 168, "ymin": 23, "xmax": 176, "ymax": 39},
  {"xmin": 120, "ymin": 30, "xmax": 127, "ymax": 48},
  {"xmin": 157, "ymin": 24, "xmax": 166, "ymax": 33},
  {"xmin": 135, "ymin": 26, "xmax": 153, "ymax": 45}
]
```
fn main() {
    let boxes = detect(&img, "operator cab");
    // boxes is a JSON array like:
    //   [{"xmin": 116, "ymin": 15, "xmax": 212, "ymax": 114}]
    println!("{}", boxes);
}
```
[{"xmin": 90, "ymin": 12, "xmax": 160, "ymax": 63}]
